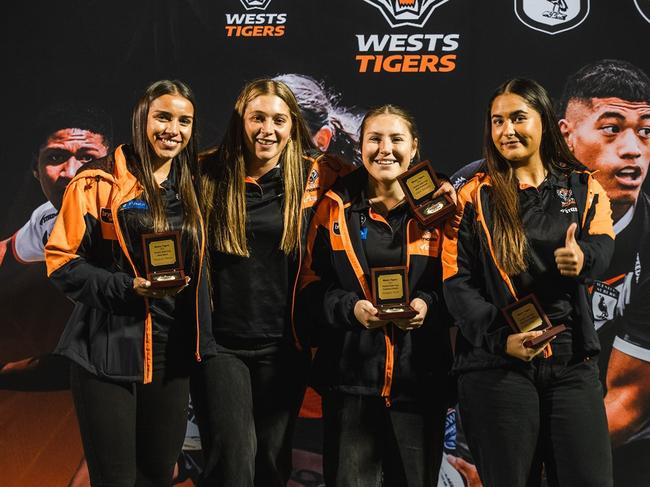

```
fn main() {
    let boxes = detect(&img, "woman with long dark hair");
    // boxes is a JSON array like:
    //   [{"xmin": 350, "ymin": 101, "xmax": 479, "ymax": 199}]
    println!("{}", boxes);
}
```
[
  {"xmin": 45, "ymin": 80, "xmax": 213, "ymax": 486},
  {"xmin": 193, "ymin": 79, "xmax": 351, "ymax": 487},
  {"xmin": 300, "ymin": 104, "xmax": 455, "ymax": 486},
  {"xmin": 442, "ymin": 78, "xmax": 615, "ymax": 486}
]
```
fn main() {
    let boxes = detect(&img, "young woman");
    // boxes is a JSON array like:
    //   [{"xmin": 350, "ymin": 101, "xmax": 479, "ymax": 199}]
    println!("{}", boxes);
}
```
[
  {"xmin": 299, "ymin": 105, "xmax": 454, "ymax": 487},
  {"xmin": 442, "ymin": 78, "xmax": 615, "ymax": 487},
  {"xmin": 45, "ymin": 80, "xmax": 213, "ymax": 487},
  {"xmin": 193, "ymin": 79, "xmax": 351, "ymax": 487}
]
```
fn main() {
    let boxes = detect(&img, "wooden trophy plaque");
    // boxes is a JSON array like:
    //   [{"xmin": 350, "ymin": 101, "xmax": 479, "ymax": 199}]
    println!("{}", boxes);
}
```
[
  {"xmin": 141, "ymin": 231, "xmax": 186, "ymax": 288},
  {"xmin": 502, "ymin": 294, "xmax": 566, "ymax": 348},
  {"xmin": 370, "ymin": 266, "xmax": 417, "ymax": 320},
  {"xmin": 397, "ymin": 161, "xmax": 455, "ymax": 227}
]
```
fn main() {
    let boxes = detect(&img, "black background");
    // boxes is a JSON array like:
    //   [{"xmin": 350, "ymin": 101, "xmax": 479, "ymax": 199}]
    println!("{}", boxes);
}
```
[{"xmin": 2, "ymin": 0, "xmax": 649, "ymax": 236}]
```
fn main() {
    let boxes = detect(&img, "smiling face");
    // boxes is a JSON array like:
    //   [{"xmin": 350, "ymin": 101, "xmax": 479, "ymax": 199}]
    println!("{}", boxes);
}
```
[
  {"xmin": 242, "ymin": 94, "xmax": 293, "ymax": 168},
  {"xmin": 561, "ymin": 97, "xmax": 650, "ymax": 216},
  {"xmin": 360, "ymin": 113, "xmax": 418, "ymax": 185},
  {"xmin": 490, "ymin": 93, "xmax": 543, "ymax": 167},
  {"xmin": 35, "ymin": 128, "xmax": 109, "ymax": 209},
  {"xmin": 146, "ymin": 94, "xmax": 194, "ymax": 166}
]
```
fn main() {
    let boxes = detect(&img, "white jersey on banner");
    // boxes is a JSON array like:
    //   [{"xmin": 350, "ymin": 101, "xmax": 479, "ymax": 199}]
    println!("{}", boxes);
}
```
[{"xmin": 6, "ymin": 201, "xmax": 57, "ymax": 264}]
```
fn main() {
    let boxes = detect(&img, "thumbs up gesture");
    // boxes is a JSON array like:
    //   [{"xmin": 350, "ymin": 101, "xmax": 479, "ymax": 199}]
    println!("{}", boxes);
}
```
[{"xmin": 554, "ymin": 223, "xmax": 584, "ymax": 277}]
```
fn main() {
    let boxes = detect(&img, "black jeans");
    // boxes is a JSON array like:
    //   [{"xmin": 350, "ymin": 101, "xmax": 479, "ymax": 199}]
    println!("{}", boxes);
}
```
[
  {"xmin": 70, "ymin": 362, "xmax": 190, "ymax": 487},
  {"xmin": 458, "ymin": 355, "xmax": 613, "ymax": 487},
  {"xmin": 612, "ymin": 438, "xmax": 650, "ymax": 486},
  {"xmin": 322, "ymin": 391, "xmax": 447, "ymax": 487},
  {"xmin": 190, "ymin": 343, "xmax": 309, "ymax": 487}
]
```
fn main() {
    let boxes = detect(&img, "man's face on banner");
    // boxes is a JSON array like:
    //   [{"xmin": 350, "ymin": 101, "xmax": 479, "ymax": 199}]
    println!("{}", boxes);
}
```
[
  {"xmin": 560, "ymin": 97, "xmax": 650, "ymax": 219},
  {"xmin": 34, "ymin": 128, "xmax": 108, "ymax": 209}
]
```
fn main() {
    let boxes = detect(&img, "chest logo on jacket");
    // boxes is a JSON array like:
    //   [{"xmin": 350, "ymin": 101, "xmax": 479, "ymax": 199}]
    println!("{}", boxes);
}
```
[
  {"xmin": 306, "ymin": 168, "xmax": 320, "ymax": 192},
  {"xmin": 100, "ymin": 208, "xmax": 114, "ymax": 224},
  {"xmin": 557, "ymin": 188, "xmax": 578, "ymax": 214}
]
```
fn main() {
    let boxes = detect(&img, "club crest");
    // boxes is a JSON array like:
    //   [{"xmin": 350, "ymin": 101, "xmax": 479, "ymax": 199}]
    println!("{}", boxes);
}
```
[
  {"xmin": 239, "ymin": 0, "xmax": 272, "ymax": 11},
  {"xmin": 556, "ymin": 188, "xmax": 577, "ymax": 213},
  {"xmin": 514, "ymin": 0, "xmax": 590, "ymax": 35},
  {"xmin": 362, "ymin": 0, "xmax": 452, "ymax": 28},
  {"xmin": 591, "ymin": 281, "xmax": 619, "ymax": 322}
]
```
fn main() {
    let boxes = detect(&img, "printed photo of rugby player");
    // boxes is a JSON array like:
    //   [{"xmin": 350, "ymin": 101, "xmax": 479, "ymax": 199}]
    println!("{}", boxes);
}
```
[{"xmin": 558, "ymin": 59, "xmax": 650, "ymax": 486}]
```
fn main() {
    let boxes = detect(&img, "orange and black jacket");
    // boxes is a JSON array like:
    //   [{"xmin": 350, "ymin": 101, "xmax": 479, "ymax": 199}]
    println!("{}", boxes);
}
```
[
  {"xmin": 45, "ymin": 145, "xmax": 216, "ymax": 383},
  {"xmin": 298, "ymin": 167, "xmax": 453, "ymax": 403},
  {"xmin": 289, "ymin": 150, "xmax": 354, "ymax": 349},
  {"xmin": 442, "ymin": 170, "xmax": 615, "ymax": 372}
]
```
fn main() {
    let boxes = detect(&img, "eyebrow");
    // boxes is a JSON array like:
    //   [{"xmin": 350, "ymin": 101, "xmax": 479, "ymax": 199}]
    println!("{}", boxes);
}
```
[
  {"xmin": 152, "ymin": 110, "xmax": 193, "ymax": 119},
  {"xmin": 596, "ymin": 111, "xmax": 626, "ymax": 122},
  {"xmin": 366, "ymin": 131, "xmax": 407, "ymax": 136},
  {"xmin": 248, "ymin": 110, "xmax": 288, "ymax": 116},
  {"xmin": 492, "ymin": 109, "xmax": 527, "ymax": 119},
  {"xmin": 42, "ymin": 144, "xmax": 105, "ymax": 152}
]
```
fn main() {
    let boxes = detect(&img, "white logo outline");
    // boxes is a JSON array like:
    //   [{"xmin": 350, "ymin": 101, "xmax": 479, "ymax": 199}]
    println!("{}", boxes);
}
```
[
  {"xmin": 239, "ymin": 0, "xmax": 272, "ymax": 11},
  {"xmin": 635, "ymin": 0, "xmax": 650, "ymax": 25},
  {"xmin": 361, "ymin": 0, "xmax": 452, "ymax": 28},
  {"xmin": 514, "ymin": 0, "xmax": 590, "ymax": 35}
]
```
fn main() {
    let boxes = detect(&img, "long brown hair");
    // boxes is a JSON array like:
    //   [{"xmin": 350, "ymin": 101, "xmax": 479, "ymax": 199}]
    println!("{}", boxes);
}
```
[
  {"xmin": 201, "ymin": 79, "xmax": 315, "ymax": 257},
  {"xmin": 484, "ymin": 78, "xmax": 582, "ymax": 275},
  {"xmin": 130, "ymin": 79, "xmax": 202, "ymax": 261}
]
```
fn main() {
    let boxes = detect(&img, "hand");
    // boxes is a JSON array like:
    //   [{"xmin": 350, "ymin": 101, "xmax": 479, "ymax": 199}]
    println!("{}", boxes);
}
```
[
  {"xmin": 446, "ymin": 454, "xmax": 484, "ymax": 487},
  {"xmin": 433, "ymin": 180, "xmax": 457, "ymax": 206},
  {"xmin": 132, "ymin": 276, "xmax": 190, "ymax": 299},
  {"xmin": 554, "ymin": 223, "xmax": 584, "ymax": 277},
  {"xmin": 393, "ymin": 297, "xmax": 428, "ymax": 331},
  {"xmin": 505, "ymin": 331, "xmax": 555, "ymax": 362},
  {"xmin": 354, "ymin": 300, "xmax": 388, "ymax": 329}
]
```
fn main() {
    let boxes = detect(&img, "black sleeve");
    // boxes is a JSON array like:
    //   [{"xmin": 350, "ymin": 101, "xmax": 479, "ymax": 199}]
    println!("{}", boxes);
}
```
[{"xmin": 442, "ymin": 201, "xmax": 510, "ymax": 354}]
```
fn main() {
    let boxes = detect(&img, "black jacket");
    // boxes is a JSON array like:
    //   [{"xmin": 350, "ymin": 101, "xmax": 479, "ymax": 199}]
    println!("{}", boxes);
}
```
[
  {"xmin": 45, "ymin": 145, "xmax": 216, "ymax": 383},
  {"xmin": 442, "ymin": 170, "xmax": 615, "ymax": 372},
  {"xmin": 299, "ymin": 167, "xmax": 453, "ymax": 403}
]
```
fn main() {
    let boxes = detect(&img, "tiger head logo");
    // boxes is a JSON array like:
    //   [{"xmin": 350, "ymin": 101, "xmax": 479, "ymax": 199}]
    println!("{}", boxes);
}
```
[
  {"xmin": 239, "ymin": 0, "xmax": 272, "ymax": 11},
  {"xmin": 362, "ymin": 0, "xmax": 452, "ymax": 28}
]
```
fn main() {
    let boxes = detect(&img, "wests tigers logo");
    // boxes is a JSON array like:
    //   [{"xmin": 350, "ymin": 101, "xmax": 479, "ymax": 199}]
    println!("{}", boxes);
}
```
[
  {"xmin": 239, "ymin": 0, "xmax": 272, "ymax": 11},
  {"xmin": 362, "ymin": 0, "xmax": 452, "ymax": 28}
]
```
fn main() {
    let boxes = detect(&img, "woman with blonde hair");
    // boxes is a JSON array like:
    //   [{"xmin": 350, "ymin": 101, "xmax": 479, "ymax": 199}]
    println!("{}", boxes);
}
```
[{"xmin": 192, "ymin": 79, "xmax": 351, "ymax": 487}]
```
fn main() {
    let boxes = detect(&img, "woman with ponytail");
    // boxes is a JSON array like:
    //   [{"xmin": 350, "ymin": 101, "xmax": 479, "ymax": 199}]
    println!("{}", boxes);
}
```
[{"xmin": 442, "ymin": 78, "xmax": 615, "ymax": 487}]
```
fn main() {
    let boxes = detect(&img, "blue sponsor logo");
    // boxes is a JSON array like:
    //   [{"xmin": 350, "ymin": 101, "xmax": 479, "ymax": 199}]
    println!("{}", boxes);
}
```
[{"xmin": 121, "ymin": 199, "xmax": 149, "ymax": 210}]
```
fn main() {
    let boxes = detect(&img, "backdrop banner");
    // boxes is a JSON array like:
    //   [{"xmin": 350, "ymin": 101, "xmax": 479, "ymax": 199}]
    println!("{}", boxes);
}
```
[{"xmin": 1, "ymin": 1, "xmax": 648, "ymax": 486}]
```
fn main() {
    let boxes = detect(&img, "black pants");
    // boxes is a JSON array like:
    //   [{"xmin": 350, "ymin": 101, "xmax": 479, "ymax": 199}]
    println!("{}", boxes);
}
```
[
  {"xmin": 458, "ymin": 356, "xmax": 612, "ymax": 487},
  {"xmin": 70, "ymin": 363, "xmax": 189, "ymax": 487},
  {"xmin": 322, "ymin": 391, "xmax": 447, "ymax": 487},
  {"xmin": 612, "ymin": 438, "xmax": 650, "ymax": 485},
  {"xmin": 190, "ymin": 343, "xmax": 309, "ymax": 487}
]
